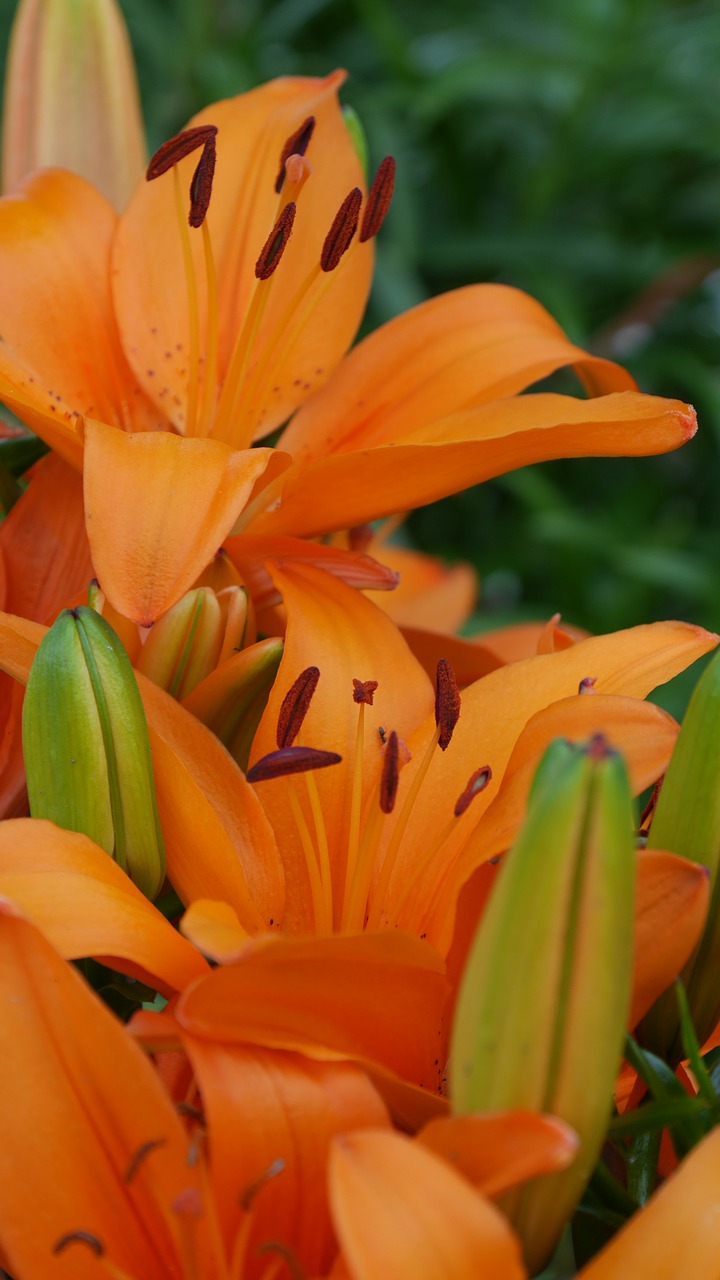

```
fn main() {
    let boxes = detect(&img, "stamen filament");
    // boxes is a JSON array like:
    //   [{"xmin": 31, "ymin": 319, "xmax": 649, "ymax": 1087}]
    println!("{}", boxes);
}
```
[
  {"xmin": 287, "ymin": 783, "xmax": 325, "ymax": 933},
  {"xmin": 342, "ymin": 791, "xmax": 386, "ymax": 933},
  {"xmin": 198, "ymin": 219, "xmax": 220, "ymax": 437},
  {"xmin": 366, "ymin": 725, "xmax": 441, "ymax": 931},
  {"xmin": 342, "ymin": 700, "xmax": 366, "ymax": 922},
  {"xmin": 173, "ymin": 165, "xmax": 201, "ymax": 436},
  {"xmin": 384, "ymin": 813, "xmax": 457, "ymax": 929},
  {"xmin": 303, "ymin": 769, "xmax": 334, "ymax": 932}
]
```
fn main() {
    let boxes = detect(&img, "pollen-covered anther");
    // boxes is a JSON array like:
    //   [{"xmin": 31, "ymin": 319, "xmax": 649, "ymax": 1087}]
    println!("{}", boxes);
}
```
[
  {"xmin": 353, "ymin": 678, "xmax": 379, "ymax": 705},
  {"xmin": 124, "ymin": 1137, "xmax": 167, "ymax": 1183},
  {"xmin": 359, "ymin": 155, "xmax": 396, "ymax": 242},
  {"xmin": 188, "ymin": 136, "xmax": 217, "ymax": 227},
  {"xmin": 380, "ymin": 730, "xmax": 400, "ymax": 814},
  {"xmin": 146, "ymin": 124, "xmax": 218, "ymax": 180},
  {"xmin": 276, "ymin": 665, "xmax": 320, "ymax": 748},
  {"xmin": 321, "ymin": 187, "xmax": 362, "ymax": 272},
  {"xmin": 454, "ymin": 766, "xmax": 492, "ymax": 818},
  {"xmin": 53, "ymin": 1230, "xmax": 104, "ymax": 1257},
  {"xmin": 255, "ymin": 202, "xmax": 297, "ymax": 280},
  {"xmin": 435, "ymin": 658, "xmax": 461, "ymax": 750},
  {"xmin": 578, "ymin": 676, "xmax": 598, "ymax": 694},
  {"xmin": 247, "ymin": 745, "xmax": 342, "ymax": 783},
  {"xmin": 275, "ymin": 115, "xmax": 316, "ymax": 192}
]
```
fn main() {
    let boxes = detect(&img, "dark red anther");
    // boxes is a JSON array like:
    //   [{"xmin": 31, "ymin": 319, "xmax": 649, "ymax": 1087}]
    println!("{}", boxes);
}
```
[
  {"xmin": 188, "ymin": 136, "xmax": 216, "ymax": 227},
  {"xmin": 435, "ymin": 658, "xmax": 461, "ymax": 751},
  {"xmin": 353, "ymin": 678, "xmax": 379, "ymax": 705},
  {"xmin": 255, "ymin": 202, "xmax": 296, "ymax": 280},
  {"xmin": 359, "ymin": 155, "xmax": 396, "ymax": 242},
  {"xmin": 276, "ymin": 665, "xmax": 320, "ymax": 748},
  {"xmin": 578, "ymin": 676, "xmax": 597, "ymax": 695},
  {"xmin": 275, "ymin": 116, "xmax": 316, "ymax": 193},
  {"xmin": 247, "ymin": 745, "xmax": 341, "ymax": 783},
  {"xmin": 240, "ymin": 1158, "xmax": 286, "ymax": 1211},
  {"xmin": 125, "ymin": 1138, "xmax": 167, "ymax": 1184},
  {"xmin": 454, "ymin": 766, "xmax": 492, "ymax": 818},
  {"xmin": 320, "ymin": 187, "xmax": 362, "ymax": 272},
  {"xmin": 146, "ymin": 124, "xmax": 218, "ymax": 181},
  {"xmin": 348, "ymin": 523, "xmax": 374, "ymax": 553},
  {"xmin": 53, "ymin": 1231, "xmax": 104, "ymax": 1257},
  {"xmin": 380, "ymin": 730, "xmax": 400, "ymax": 814}
]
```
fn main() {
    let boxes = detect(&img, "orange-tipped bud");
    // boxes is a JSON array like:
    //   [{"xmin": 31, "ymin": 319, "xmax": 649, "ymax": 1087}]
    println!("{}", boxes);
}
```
[
  {"xmin": 2, "ymin": 0, "xmax": 146, "ymax": 209},
  {"xmin": 450, "ymin": 736, "xmax": 636, "ymax": 1273}
]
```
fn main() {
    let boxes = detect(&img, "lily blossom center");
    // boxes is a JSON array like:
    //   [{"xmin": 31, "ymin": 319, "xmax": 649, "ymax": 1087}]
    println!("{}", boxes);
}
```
[
  {"xmin": 249, "ymin": 659, "xmax": 491, "ymax": 936},
  {"xmin": 144, "ymin": 118, "xmax": 395, "ymax": 455}
]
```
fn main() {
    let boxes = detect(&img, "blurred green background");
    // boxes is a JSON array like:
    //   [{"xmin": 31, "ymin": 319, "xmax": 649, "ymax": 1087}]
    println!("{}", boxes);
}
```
[{"xmin": 2, "ymin": 0, "xmax": 720, "ymax": 672}]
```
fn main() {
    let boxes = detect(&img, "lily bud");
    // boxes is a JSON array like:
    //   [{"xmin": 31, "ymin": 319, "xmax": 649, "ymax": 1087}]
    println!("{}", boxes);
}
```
[
  {"xmin": 181, "ymin": 637, "xmax": 284, "ymax": 772},
  {"xmin": 639, "ymin": 645, "xmax": 720, "ymax": 1058},
  {"xmin": 136, "ymin": 585, "xmax": 254, "ymax": 702},
  {"xmin": 450, "ymin": 736, "xmax": 635, "ymax": 1273},
  {"xmin": 2, "ymin": 0, "xmax": 146, "ymax": 208},
  {"xmin": 22, "ymin": 606, "xmax": 165, "ymax": 899}
]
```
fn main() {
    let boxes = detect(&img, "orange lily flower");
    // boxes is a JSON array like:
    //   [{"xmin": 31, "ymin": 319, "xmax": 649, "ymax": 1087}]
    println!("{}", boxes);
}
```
[
  {"xmin": 242, "ymin": 561, "xmax": 715, "ymax": 951},
  {"xmin": 0, "ymin": 73, "xmax": 700, "ymax": 627}
]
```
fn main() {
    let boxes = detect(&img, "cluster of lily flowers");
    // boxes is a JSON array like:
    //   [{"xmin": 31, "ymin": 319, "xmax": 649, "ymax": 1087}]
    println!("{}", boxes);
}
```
[{"xmin": 3, "ymin": 0, "xmax": 720, "ymax": 1276}]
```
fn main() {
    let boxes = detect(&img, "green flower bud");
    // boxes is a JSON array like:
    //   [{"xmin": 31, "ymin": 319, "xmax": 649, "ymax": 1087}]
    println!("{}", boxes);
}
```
[
  {"xmin": 2, "ymin": 0, "xmax": 146, "ymax": 208},
  {"xmin": 22, "ymin": 606, "xmax": 165, "ymax": 899},
  {"xmin": 450, "ymin": 735, "xmax": 635, "ymax": 1273}
]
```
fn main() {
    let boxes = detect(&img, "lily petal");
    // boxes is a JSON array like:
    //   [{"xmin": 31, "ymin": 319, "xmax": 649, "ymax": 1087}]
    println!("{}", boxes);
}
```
[
  {"xmin": 630, "ymin": 849, "xmax": 710, "ymax": 1028},
  {"xmin": 182, "ymin": 1039, "xmax": 388, "ymax": 1277},
  {"xmin": 0, "ymin": 818, "xmax": 209, "ymax": 994},
  {"xmin": 0, "ymin": 901, "xmax": 204, "ymax": 1279},
  {"xmin": 253, "ymin": 392, "xmax": 697, "ymax": 537},
  {"xmin": 224, "ymin": 533, "xmax": 400, "ymax": 611},
  {"xmin": 280, "ymin": 283, "xmax": 636, "ymax": 464},
  {"xmin": 577, "ymin": 1125, "xmax": 720, "ymax": 1279},
  {"xmin": 83, "ymin": 419, "xmax": 281, "ymax": 623},
  {"xmin": 418, "ymin": 1111, "xmax": 579, "ymax": 1199},
  {"xmin": 329, "ymin": 1129, "xmax": 527, "ymax": 1280},
  {"xmin": 175, "ymin": 929, "xmax": 448, "ymax": 1091},
  {"xmin": 0, "ymin": 169, "xmax": 160, "ymax": 465}
]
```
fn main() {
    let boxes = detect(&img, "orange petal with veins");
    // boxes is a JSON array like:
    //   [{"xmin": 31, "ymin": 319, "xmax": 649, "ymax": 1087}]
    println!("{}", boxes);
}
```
[
  {"xmin": 630, "ymin": 849, "xmax": 710, "ymax": 1028},
  {"xmin": 0, "ymin": 902, "xmax": 205, "ymax": 1279},
  {"xmin": 330, "ymin": 1129, "xmax": 526, "ymax": 1280},
  {"xmin": 0, "ymin": 818, "xmax": 208, "ymax": 994},
  {"xmin": 0, "ymin": 169, "xmax": 160, "ymax": 465},
  {"xmin": 175, "ymin": 929, "xmax": 447, "ymax": 1091},
  {"xmin": 280, "ymin": 283, "xmax": 636, "ymax": 465},
  {"xmin": 419, "ymin": 1111, "xmax": 579, "ymax": 1199},
  {"xmin": 254, "ymin": 392, "xmax": 697, "ymax": 537},
  {"xmin": 577, "ymin": 1126, "xmax": 720, "ymax": 1279},
  {"xmin": 83, "ymin": 418, "xmax": 282, "ymax": 624}
]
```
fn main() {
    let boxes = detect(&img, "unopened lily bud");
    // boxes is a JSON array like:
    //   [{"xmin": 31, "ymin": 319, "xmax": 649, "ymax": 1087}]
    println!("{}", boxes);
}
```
[
  {"xmin": 182, "ymin": 637, "xmax": 284, "ymax": 772},
  {"xmin": 136, "ymin": 587, "xmax": 224, "ymax": 700},
  {"xmin": 2, "ymin": 0, "xmax": 146, "ymax": 208},
  {"xmin": 640, "ymin": 645, "xmax": 720, "ymax": 1058},
  {"xmin": 450, "ymin": 735, "xmax": 635, "ymax": 1273},
  {"xmin": 22, "ymin": 606, "xmax": 165, "ymax": 899}
]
